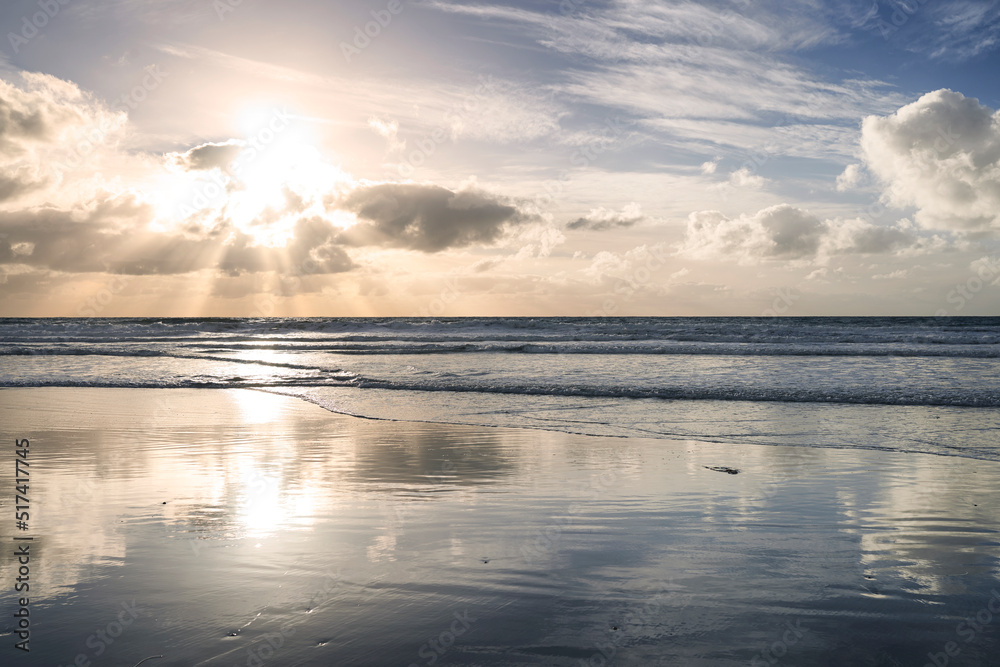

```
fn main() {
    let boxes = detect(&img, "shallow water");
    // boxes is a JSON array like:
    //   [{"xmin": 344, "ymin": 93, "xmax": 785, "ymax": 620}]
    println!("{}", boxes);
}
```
[
  {"xmin": 1, "ymin": 388, "xmax": 999, "ymax": 666},
  {"xmin": 4, "ymin": 317, "xmax": 1000, "ymax": 464}
]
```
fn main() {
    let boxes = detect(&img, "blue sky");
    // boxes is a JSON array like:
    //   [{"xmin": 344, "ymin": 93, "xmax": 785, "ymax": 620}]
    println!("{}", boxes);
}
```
[{"xmin": 1, "ymin": 0, "xmax": 999, "ymax": 315}]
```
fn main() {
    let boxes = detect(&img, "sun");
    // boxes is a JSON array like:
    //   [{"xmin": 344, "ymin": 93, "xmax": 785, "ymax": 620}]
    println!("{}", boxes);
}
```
[
  {"xmin": 156, "ymin": 105, "xmax": 356, "ymax": 247},
  {"xmin": 236, "ymin": 104, "xmax": 283, "ymax": 138}
]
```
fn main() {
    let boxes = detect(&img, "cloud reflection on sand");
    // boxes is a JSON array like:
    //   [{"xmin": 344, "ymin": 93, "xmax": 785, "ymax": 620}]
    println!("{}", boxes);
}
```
[{"xmin": 1, "ymin": 388, "xmax": 999, "ymax": 665}]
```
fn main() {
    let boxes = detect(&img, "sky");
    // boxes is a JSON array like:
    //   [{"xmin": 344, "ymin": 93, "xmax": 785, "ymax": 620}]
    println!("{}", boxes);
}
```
[{"xmin": 1, "ymin": 0, "xmax": 1000, "ymax": 316}]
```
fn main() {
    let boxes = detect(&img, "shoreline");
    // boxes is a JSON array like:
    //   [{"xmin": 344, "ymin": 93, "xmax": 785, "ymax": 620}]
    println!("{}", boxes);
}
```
[{"xmin": 263, "ymin": 384, "xmax": 1000, "ymax": 463}]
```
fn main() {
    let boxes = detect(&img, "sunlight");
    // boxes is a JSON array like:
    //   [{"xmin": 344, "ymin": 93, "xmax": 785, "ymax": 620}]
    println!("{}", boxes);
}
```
[
  {"xmin": 236, "ymin": 105, "xmax": 281, "ymax": 137},
  {"xmin": 228, "ymin": 130, "xmax": 354, "ymax": 244},
  {"xmin": 151, "ymin": 105, "xmax": 357, "ymax": 247},
  {"xmin": 233, "ymin": 387, "xmax": 287, "ymax": 424},
  {"xmin": 239, "ymin": 467, "xmax": 283, "ymax": 539}
]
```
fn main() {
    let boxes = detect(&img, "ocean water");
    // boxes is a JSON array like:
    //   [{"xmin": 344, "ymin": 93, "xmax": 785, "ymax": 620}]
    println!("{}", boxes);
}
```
[{"xmin": 2, "ymin": 316, "xmax": 1000, "ymax": 461}]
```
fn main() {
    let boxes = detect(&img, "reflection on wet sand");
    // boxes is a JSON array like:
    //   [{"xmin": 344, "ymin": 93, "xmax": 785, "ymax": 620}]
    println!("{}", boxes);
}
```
[{"xmin": 0, "ymin": 388, "xmax": 998, "ymax": 666}]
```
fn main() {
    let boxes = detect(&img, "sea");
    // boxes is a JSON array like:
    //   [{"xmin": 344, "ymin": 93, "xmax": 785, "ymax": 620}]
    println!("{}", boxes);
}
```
[{"xmin": 2, "ymin": 316, "xmax": 999, "ymax": 461}]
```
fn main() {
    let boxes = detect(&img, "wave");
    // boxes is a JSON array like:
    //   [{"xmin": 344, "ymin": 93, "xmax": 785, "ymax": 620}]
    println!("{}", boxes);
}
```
[
  {"xmin": 4, "ymin": 343, "xmax": 1000, "ymax": 358},
  {"xmin": 4, "ymin": 317, "xmax": 998, "ymax": 408},
  {"xmin": 4, "ymin": 375, "xmax": 997, "ymax": 407},
  {"xmin": 346, "ymin": 378, "xmax": 1000, "ymax": 408},
  {"xmin": 0, "ymin": 378, "xmax": 340, "ymax": 389},
  {"xmin": 4, "ymin": 316, "xmax": 1000, "ymax": 344},
  {"xmin": 0, "ymin": 347, "xmax": 352, "ymax": 370}
]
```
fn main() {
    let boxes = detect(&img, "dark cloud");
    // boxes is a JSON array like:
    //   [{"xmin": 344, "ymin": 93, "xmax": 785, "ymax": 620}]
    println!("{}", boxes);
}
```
[
  {"xmin": 0, "ymin": 196, "xmax": 154, "ymax": 274},
  {"xmin": 0, "ymin": 72, "xmax": 121, "ymax": 160},
  {"xmin": 756, "ymin": 205, "xmax": 826, "ymax": 257},
  {"xmin": 338, "ymin": 183, "xmax": 527, "ymax": 252},
  {"xmin": 824, "ymin": 220, "xmax": 919, "ymax": 255},
  {"xmin": 168, "ymin": 140, "xmax": 244, "ymax": 172},
  {"xmin": 0, "ymin": 174, "xmax": 46, "ymax": 202},
  {"xmin": 567, "ymin": 203, "xmax": 645, "ymax": 231},
  {"xmin": 0, "ymin": 97, "xmax": 47, "ymax": 147},
  {"xmin": 0, "ymin": 194, "xmax": 354, "ymax": 276},
  {"xmin": 218, "ymin": 217, "xmax": 354, "ymax": 276},
  {"xmin": 472, "ymin": 257, "xmax": 503, "ymax": 272},
  {"xmin": 0, "ymin": 76, "xmax": 76, "ymax": 149},
  {"xmin": 0, "ymin": 75, "xmax": 532, "ymax": 283}
]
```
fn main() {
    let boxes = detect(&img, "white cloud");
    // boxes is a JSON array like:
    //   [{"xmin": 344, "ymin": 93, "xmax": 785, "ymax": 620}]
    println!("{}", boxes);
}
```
[
  {"xmin": 678, "ymin": 203, "xmax": 929, "ymax": 264},
  {"xmin": 368, "ymin": 116, "xmax": 405, "ymax": 152},
  {"xmin": 680, "ymin": 204, "xmax": 825, "ymax": 262},
  {"xmin": 969, "ymin": 255, "xmax": 1000, "ymax": 285},
  {"xmin": 700, "ymin": 159, "xmax": 719, "ymax": 175},
  {"xmin": 860, "ymin": 89, "xmax": 1000, "ymax": 231},
  {"xmin": 0, "ymin": 72, "xmax": 128, "ymax": 205},
  {"xmin": 646, "ymin": 118, "xmax": 863, "ymax": 161},
  {"xmin": 911, "ymin": 1, "xmax": 1000, "ymax": 61},
  {"xmin": 426, "ymin": 0, "xmax": 904, "ymax": 163},
  {"xmin": 445, "ymin": 78, "xmax": 563, "ymax": 144},
  {"xmin": 515, "ymin": 225, "xmax": 566, "ymax": 259},
  {"xmin": 729, "ymin": 166, "xmax": 768, "ymax": 189},
  {"xmin": 584, "ymin": 242, "xmax": 670, "ymax": 289},
  {"xmin": 428, "ymin": 0, "xmax": 845, "ymax": 57},
  {"xmin": 872, "ymin": 269, "xmax": 908, "ymax": 280},
  {"xmin": 835, "ymin": 163, "xmax": 862, "ymax": 192},
  {"xmin": 562, "ymin": 56, "xmax": 899, "ymax": 128}
]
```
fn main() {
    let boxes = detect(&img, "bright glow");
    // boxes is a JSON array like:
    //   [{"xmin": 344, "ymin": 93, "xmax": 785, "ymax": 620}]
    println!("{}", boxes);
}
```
[
  {"xmin": 236, "ymin": 104, "xmax": 285, "ymax": 137},
  {"xmin": 152, "ymin": 107, "xmax": 356, "ymax": 247},
  {"xmin": 240, "ymin": 468, "xmax": 283, "ymax": 539},
  {"xmin": 234, "ymin": 387, "xmax": 287, "ymax": 423}
]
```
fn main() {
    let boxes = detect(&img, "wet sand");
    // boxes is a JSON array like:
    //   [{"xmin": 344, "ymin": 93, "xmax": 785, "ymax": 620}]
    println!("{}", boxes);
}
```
[{"xmin": 1, "ymin": 388, "xmax": 998, "ymax": 666}]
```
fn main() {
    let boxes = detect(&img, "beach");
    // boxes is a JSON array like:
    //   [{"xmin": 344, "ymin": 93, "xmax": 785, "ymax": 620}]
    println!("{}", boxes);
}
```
[
  {"xmin": 2, "ymin": 387, "xmax": 999, "ymax": 666},
  {"xmin": 1, "ymin": 0, "xmax": 998, "ymax": 658},
  {"xmin": 2, "ymin": 0, "xmax": 1000, "ymax": 659}
]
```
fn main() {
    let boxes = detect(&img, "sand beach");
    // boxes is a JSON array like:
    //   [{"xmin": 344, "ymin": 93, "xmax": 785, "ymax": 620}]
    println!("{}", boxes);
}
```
[{"xmin": 2, "ymin": 388, "xmax": 998, "ymax": 666}]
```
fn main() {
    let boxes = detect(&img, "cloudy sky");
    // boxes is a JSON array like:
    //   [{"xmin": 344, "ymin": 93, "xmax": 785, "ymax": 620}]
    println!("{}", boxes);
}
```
[{"xmin": 1, "ymin": 0, "xmax": 999, "ymax": 316}]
